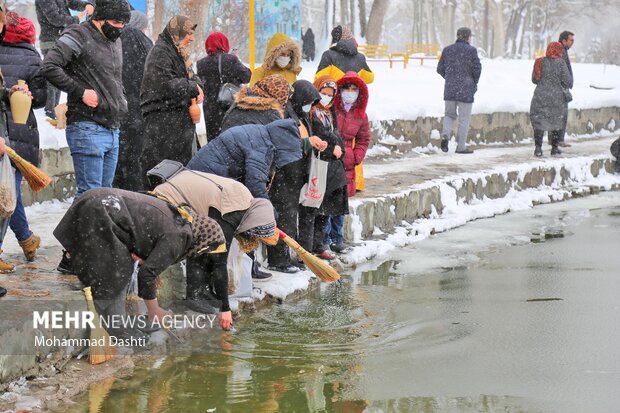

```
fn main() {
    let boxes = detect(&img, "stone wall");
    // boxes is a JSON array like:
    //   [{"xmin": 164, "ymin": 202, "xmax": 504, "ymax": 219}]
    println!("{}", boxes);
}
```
[{"xmin": 370, "ymin": 107, "xmax": 620, "ymax": 146}]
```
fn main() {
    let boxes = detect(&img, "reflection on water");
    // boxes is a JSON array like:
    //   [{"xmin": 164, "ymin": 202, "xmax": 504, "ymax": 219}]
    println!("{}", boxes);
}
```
[{"xmin": 75, "ymin": 194, "xmax": 620, "ymax": 413}]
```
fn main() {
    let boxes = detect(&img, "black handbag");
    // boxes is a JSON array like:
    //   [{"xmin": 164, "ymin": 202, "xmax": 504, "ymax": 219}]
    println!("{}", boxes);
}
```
[
  {"xmin": 146, "ymin": 159, "xmax": 185, "ymax": 190},
  {"xmin": 216, "ymin": 54, "xmax": 240, "ymax": 109},
  {"xmin": 563, "ymin": 89, "xmax": 573, "ymax": 103}
]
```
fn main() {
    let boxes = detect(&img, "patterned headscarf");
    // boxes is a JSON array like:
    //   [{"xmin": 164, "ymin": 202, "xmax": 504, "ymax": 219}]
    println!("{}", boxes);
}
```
[
  {"xmin": 186, "ymin": 213, "xmax": 226, "ymax": 256},
  {"xmin": 164, "ymin": 15, "xmax": 197, "ymax": 79},
  {"xmin": 331, "ymin": 25, "xmax": 354, "ymax": 44},
  {"xmin": 251, "ymin": 74, "xmax": 292, "ymax": 107},
  {"xmin": 234, "ymin": 198, "xmax": 278, "ymax": 251}
]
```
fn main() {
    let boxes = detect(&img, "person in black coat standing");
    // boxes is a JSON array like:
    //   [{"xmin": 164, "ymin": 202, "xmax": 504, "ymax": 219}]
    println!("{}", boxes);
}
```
[
  {"xmin": 557, "ymin": 30, "xmax": 575, "ymax": 147},
  {"xmin": 437, "ymin": 27, "xmax": 482, "ymax": 154},
  {"xmin": 196, "ymin": 32, "xmax": 251, "ymax": 142},
  {"xmin": 35, "ymin": 0, "xmax": 93, "ymax": 119},
  {"xmin": 113, "ymin": 11, "xmax": 153, "ymax": 191},
  {"xmin": 302, "ymin": 28, "xmax": 315, "ymax": 62},
  {"xmin": 140, "ymin": 15, "xmax": 204, "ymax": 189},
  {"xmin": 0, "ymin": 12, "xmax": 46, "ymax": 265},
  {"xmin": 267, "ymin": 79, "xmax": 324, "ymax": 273}
]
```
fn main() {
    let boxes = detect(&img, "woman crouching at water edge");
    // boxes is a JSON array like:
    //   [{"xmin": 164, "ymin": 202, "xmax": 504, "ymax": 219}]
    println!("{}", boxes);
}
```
[{"xmin": 53, "ymin": 188, "xmax": 226, "ymax": 334}]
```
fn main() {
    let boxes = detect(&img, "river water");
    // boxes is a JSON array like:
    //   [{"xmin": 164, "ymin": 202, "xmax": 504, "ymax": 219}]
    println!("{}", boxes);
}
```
[{"xmin": 77, "ymin": 192, "xmax": 620, "ymax": 413}]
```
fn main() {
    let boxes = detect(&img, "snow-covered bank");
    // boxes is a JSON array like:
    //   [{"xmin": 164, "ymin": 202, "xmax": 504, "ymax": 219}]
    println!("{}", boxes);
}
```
[{"xmin": 342, "ymin": 154, "xmax": 620, "ymax": 266}]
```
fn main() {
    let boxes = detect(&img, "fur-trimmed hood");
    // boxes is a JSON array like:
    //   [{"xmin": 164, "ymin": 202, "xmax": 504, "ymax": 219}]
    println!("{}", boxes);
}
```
[
  {"xmin": 262, "ymin": 32, "xmax": 302, "ymax": 75},
  {"xmin": 234, "ymin": 85, "xmax": 285, "ymax": 117},
  {"xmin": 334, "ymin": 71, "xmax": 369, "ymax": 117}
]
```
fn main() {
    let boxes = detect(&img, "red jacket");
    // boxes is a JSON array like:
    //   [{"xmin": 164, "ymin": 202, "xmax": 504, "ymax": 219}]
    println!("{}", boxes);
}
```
[{"xmin": 334, "ymin": 71, "xmax": 370, "ymax": 197}]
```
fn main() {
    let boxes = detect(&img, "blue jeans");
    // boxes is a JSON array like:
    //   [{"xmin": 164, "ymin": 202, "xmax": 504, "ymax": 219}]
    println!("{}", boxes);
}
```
[
  {"xmin": 0, "ymin": 169, "xmax": 32, "ymax": 248},
  {"xmin": 66, "ymin": 122, "xmax": 119, "ymax": 197},
  {"xmin": 324, "ymin": 214, "xmax": 344, "ymax": 246}
]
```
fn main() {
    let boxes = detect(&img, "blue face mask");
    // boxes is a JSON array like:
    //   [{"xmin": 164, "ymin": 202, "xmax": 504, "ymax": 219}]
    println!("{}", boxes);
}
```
[
  {"xmin": 341, "ymin": 90, "xmax": 359, "ymax": 104},
  {"xmin": 302, "ymin": 103, "xmax": 312, "ymax": 113}
]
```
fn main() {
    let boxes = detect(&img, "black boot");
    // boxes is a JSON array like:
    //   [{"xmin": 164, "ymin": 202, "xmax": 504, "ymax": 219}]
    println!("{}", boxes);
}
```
[
  {"xmin": 0, "ymin": 286, "xmax": 6, "ymax": 298},
  {"xmin": 185, "ymin": 257, "xmax": 218, "ymax": 314},
  {"xmin": 534, "ymin": 145, "xmax": 543, "ymax": 157},
  {"xmin": 251, "ymin": 258, "xmax": 272, "ymax": 281},
  {"xmin": 550, "ymin": 131, "xmax": 562, "ymax": 156}
]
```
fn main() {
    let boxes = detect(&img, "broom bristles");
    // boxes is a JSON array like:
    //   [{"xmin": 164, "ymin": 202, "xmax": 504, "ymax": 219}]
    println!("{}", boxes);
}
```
[
  {"xmin": 83, "ymin": 287, "xmax": 116, "ymax": 365},
  {"xmin": 5, "ymin": 146, "xmax": 52, "ymax": 192},
  {"xmin": 278, "ymin": 229, "xmax": 340, "ymax": 282}
]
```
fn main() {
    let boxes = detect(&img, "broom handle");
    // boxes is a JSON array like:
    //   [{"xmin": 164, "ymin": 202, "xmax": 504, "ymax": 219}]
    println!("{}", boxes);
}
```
[{"xmin": 277, "ymin": 228, "xmax": 303, "ymax": 251}]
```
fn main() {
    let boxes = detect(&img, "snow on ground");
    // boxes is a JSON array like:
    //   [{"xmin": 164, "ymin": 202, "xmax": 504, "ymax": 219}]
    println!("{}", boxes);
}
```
[{"xmin": 37, "ymin": 59, "xmax": 620, "ymax": 149}]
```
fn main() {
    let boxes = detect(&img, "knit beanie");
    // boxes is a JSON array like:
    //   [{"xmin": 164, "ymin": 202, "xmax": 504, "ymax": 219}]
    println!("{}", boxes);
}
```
[
  {"xmin": 331, "ymin": 25, "xmax": 354, "ymax": 44},
  {"xmin": 92, "ymin": 0, "xmax": 131, "ymax": 23}
]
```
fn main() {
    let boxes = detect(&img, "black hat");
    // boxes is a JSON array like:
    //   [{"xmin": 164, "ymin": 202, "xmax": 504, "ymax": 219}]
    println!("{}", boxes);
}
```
[
  {"xmin": 457, "ymin": 27, "xmax": 472, "ymax": 40},
  {"xmin": 92, "ymin": 0, "xmax": 131, "ymax": 23}
]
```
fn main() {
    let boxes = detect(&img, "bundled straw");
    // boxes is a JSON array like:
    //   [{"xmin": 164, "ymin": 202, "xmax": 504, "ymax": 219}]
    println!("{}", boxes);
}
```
[
  {"xmin": 278, "ymin": 228, "xmax": 340, "ymax": 282},
  {"xmin": 83, "ymin": 287, "xmax": 116, "ymax": 365},
  {"xmin": 5, "ymin": 146, "xmax": 52, "ymax": 192}
]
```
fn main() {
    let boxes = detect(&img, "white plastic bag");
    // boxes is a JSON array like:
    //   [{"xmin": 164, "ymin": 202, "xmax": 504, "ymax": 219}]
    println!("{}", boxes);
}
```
[
  {"xmin": 227, "ymin": 239, "xmax": 253, "ymax": 298},
  {"xmin": 299, "ymin": 151, "xmax": 328, "ymax": 208},
  {"xmin": 0, "ymin": 153, "xmax": 16, "ymax": 219}
]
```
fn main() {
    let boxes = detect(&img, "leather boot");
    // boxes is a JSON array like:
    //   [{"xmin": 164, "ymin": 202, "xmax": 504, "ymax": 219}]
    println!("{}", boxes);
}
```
[
  {"xmin": 0, "ymin": 250, "xmax": 15, "ymax": 274},
  {"xmin": 18, "ymin": 234, "xmax": 41, "ymax": 262}
]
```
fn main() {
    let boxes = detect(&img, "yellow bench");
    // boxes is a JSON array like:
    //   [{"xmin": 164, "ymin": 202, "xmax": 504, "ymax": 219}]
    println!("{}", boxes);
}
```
[
  {"xmin": 405, "ymin": 43, "xmax": 440, "ymax": 65},
  {"xmin": 358, "ymin": 44, "xmax": 408, "ymax": 69}
]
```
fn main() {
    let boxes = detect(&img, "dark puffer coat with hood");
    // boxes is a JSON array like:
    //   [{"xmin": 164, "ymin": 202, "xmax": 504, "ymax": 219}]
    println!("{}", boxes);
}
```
[
  {"xmin": 187, "ymin": 119, "xmax": 303, "ymax": 200},
  {"xmin": 334, "ymin": 71, "xmax": 370, "ymax": 197},
  {"xmin": 315, "ymin": 39, "xmax": 374, "ymax": 84}
]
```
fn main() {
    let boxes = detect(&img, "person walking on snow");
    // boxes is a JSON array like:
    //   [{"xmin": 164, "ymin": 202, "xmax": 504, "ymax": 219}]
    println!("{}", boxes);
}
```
[
  {"xmin": 556, "ymin": 30, "xmax": 575, "ymax": 148},
  {"xmin": 529, "ymin": 42, "xmax": 573, "ymax": 157},
  {"xmin": 437, "ymin": 27, "xmax": 482, "ymax": 154},
  {"xmin": 249, "ymin": 32, "xmax": 302, "ymax": 86}
]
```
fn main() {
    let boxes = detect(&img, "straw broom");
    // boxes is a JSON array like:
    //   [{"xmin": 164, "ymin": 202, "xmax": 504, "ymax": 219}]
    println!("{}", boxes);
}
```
[
  {"xmin": 83, "ymin": 287, "xmax": 116, "ymax": 365},
  {"xmin": 277, "ymin": 228, "xmax": 340, "ymax": 282},
  {"xmin": 5, "ymin": 146, "xmax": 52, "ymax": 192}
]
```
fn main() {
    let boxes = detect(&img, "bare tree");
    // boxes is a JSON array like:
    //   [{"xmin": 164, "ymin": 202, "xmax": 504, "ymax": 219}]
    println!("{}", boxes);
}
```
[
  {"xmin": 359, "ymin": 0, "xmax": 367, "ymax": 37},
  {"xmin": 366, "ymin": 0, "xmax": 390, "ymax": 44}
]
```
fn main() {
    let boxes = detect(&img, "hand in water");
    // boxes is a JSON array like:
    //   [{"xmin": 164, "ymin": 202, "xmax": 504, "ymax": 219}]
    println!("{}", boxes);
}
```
[{"xmin": 219, "ymin": 311, "xmax": 233, "ymax": 330}]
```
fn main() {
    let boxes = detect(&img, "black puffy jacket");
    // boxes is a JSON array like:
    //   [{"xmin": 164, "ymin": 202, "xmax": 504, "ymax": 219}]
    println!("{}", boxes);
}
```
[
  {"xmin": 0, "ymin": 41, "xmax": 47, "ymax": 165},
  {"xmin": 35, "ymin": 0, "xmax": 91, "ymax": 44}
]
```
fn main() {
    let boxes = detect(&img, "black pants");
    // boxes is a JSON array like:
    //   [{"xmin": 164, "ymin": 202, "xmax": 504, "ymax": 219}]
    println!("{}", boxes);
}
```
[
  {"xmin": 556, "ymin": 110, "xmax": 568, "ymax": 143},
  {"xmin": 267, "ymin": 162, "xmax": 305, "ymax": 266},
  {"xmin": 535, "ymin": 129, "xmax": 560, "ymax": 147},
  {"xmin": 186, "ymin": 252, "xmax": 229, "ymax": 312}
]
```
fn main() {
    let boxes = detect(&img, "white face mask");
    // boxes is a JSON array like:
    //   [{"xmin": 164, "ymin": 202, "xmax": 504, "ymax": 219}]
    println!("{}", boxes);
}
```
[
  {"xmin": 341, "ymin": 90, "xmax": 359, "ymax": 104},
  {"xmin": 319, "ymin": 93, "xmax": 333, "ymax": 106},
  {"xmin": 302, "ymin": 103, "xmax": 312, "ymax": 113},
  {"xmin": 276, "ymin": 56, "xmax": 291, "ymax": 68}
]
